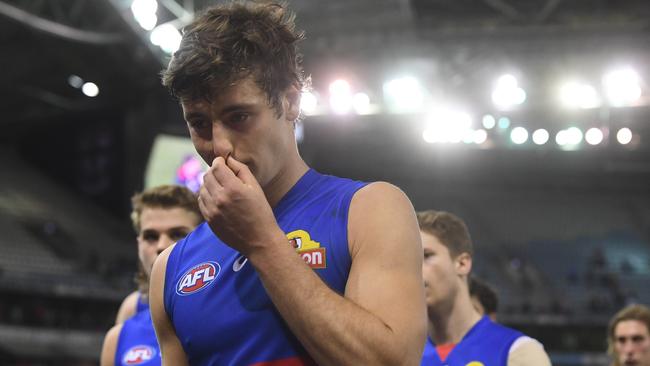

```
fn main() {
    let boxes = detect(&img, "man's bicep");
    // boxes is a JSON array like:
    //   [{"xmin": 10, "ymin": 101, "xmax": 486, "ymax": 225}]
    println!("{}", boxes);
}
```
[
  {"xmin": 345, "ymin": 183, "xmax": 426, "ymax": 357},
  {"xmin": 150, "ymin": 246, "xmax": 189, "ymax": 366}
]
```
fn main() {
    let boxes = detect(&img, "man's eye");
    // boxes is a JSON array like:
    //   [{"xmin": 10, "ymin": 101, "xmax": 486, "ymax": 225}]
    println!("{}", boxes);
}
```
[
  {"xmin": 170, "ymin": 231, "xmax": 189, "ymax": 241},
  {"xmin": 229, "ymin": 113, "xmax": 249, "ymax": 124},
  {"xmin": 188, "ymin": 119, "xmax": 208, "ymax": 129},
  {"xmin": 143, "ymin": 233, "xmax": 159, "ymax": 242}
]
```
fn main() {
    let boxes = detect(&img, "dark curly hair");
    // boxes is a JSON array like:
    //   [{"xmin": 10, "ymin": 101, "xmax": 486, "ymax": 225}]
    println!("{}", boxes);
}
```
[{"xmin": 161, "ymin": 1, "xmax": 306, "ymax": 117}]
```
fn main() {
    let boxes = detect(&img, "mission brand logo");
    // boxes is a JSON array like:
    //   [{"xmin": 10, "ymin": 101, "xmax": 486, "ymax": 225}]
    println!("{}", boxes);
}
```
[
  {"xmin": 287, "ymin": 230, "xmax": 326, "ymax": 269},
  {"xmin": 176, "ymin": 261, "xmax": 221, "ymax": 296},
  {"xmin": 122, "ymin": 345, "xmax": 156, "ymax": 365}
]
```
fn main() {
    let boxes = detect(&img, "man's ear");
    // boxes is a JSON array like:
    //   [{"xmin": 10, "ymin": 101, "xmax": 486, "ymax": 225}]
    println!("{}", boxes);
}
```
[
  {"xmin": 284, "ymin": 84, "xmax": 301, "ymax": 122},
  {"xmin": 455, "ymin": 252, "xmax": 473, "ymax": 276}
]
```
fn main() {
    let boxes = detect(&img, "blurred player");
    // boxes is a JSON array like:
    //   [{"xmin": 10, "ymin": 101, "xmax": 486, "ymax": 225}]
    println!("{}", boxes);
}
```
[
  {"xmin": 100, "ymin": 185, "xmax": 201, "ymax": 366},
  {"xmin": 469, "ymin": 276, "xmax": 499, "ymax": 322},
  {"xmin": 418, "ymin": 210, "xmax": 551, "ymax": 366},
  {"xmin": 608, "ymin": 304, "xmax": 650, "ymax": 366}
]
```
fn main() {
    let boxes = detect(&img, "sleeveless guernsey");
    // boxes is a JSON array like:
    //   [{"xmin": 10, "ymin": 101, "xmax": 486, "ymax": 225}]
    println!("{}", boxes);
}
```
[
  {"xmin": 420, "ymin": 316, "xmax": 523, "ymax": 366},
  {"xmin": 115, "ymin": 309, "xmax": 160, "ymax": 366},
  {"xmin": 164, "ymin": 169, "xmax": 366, "ymax": 365}
]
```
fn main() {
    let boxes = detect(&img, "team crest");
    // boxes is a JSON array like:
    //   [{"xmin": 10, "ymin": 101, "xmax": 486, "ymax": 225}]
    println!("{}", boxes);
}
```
[
  {"xmin": 122, "ymin": 345, "xmax": 156, "ymax": 365},
  {"xmin": 176, "ymin": 261, "xmax": 220, "ymax": 296},
  {"xmin": 287, "ymin": 230, "xmax": 326, "ymax": 269}
]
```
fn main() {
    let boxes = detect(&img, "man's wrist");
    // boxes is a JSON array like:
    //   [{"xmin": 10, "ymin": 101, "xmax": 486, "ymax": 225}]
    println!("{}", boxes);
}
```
[{"xmin": 245, "ymin": 229, "xmax": 293, "ymax": 265}]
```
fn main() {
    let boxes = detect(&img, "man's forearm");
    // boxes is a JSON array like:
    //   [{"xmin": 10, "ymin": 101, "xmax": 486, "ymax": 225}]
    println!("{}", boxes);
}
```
[{"xmin": 248, "ymin": 239, "xmax": 416, "ymax": 366}]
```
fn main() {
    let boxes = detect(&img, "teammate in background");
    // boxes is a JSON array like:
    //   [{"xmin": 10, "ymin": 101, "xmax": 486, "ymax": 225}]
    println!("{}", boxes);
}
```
[
  {"xmin": 469, "ymin": 276, "xmax": 499, "ymax": 322},
  {"xmin": 100, "ymin": 185, "xmax": 202, "ymax": 366},
  {"xmin": 149, "ymin": 2, "xmax": 426, "ymax": 365},
  {"xmin": 608, "ymin": 304, "xmax": 650, "ymax": 366},
  {"xmin": 418, "ymin": 210, "xmax": 551, "ymax": 366}
]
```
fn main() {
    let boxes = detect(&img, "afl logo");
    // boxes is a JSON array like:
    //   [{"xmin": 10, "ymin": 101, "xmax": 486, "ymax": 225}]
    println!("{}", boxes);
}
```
[
  {"xmin": 176, "ymin": 261, "xmax": 220, "ymax": 296},
  {"xmin": 122, "ymin": 345, "xmax": 156, "ymax": 365}
]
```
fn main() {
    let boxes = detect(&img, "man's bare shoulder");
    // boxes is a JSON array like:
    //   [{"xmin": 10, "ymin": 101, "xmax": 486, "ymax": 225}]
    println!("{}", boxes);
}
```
[
  {"xmin": 115, "ymin": 291, "xmax": 140, "ymax": 324},
  {"xmin": 508, "ymin": 336, "xmax": 552, "ymax": 366}
]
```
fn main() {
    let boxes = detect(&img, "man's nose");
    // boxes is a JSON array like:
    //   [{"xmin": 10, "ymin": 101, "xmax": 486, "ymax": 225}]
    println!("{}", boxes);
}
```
[
  {"xmin": 156, "ymin": 235, "xmax": 174, "ymax": 253},
  {"xmin": 212, "ymin": 123, "xmax": 233, "ymax": 159}
]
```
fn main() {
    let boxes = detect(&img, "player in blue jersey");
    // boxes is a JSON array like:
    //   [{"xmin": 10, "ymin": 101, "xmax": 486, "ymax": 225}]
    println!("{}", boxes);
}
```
[
  {"xmin": 417, "ymin": 210, "xmax": 551, "ymax": 366},
  {"xmin": 100, "ymin": 185, "xmax": 202, "ymax": 366},
  {"xmin": 149, "ymin": 2, "xmax": 426, "ymax": 365}
]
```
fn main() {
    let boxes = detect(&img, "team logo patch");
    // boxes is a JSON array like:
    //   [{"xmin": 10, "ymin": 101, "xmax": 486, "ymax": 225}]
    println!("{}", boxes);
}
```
[
  {"xmin": 122, "ymin": 345, "xmax": 156, "ymax": 365},
  {"xmin": 176, "ymin": 261, "xmax": 221, "ymax": 296},
  {"xmin": 287, "ymin": 230, "xmax": 326, "ymax": 269}
]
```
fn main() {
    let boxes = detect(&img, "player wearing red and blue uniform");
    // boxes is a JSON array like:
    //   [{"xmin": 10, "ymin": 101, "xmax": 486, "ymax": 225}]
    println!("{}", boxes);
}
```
[
  {"xmin": 149, "ymin": 2, "xmax": 426, "ymax": 365},
  {"xmin": 421, "ymin": 315, "xmax": 523, "ymax": 366},
  {"xmin": 113, "ymin": 310, "xmax": 161, "ymax": 366},
  {"xmin": 162, "ymin": 169, "xmax": 364, "ymax": 365},
  {"xmin": 417, "ymin": 210, "xmax": 551, "ymax": 366},
  {"xmin": 100, "ymin": 186, "xmax": 202, "ymax": 366}
]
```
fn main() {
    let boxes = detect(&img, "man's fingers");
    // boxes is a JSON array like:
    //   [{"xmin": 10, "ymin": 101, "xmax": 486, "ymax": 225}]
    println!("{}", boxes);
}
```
[
  {"xmin": 211, "ymin": 155, "xmax": 241, "ymax": 187},
  {"xmin": 197, "ymin": 191, "xmax": 210, "ymax": 220},
  {"xmin": 226, "ymin": 155, "xmax": 256, "ymax": 185}
]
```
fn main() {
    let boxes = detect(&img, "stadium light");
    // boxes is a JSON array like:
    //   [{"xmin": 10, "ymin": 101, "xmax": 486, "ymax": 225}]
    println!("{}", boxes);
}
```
[
  {"xmin": 555, "ymin": 130, "xmax": 567, "ymax": 146},
  {"xmin": 532, "ymin": 129, "xmax": 549, "ymax": 145},
  {"xmin": 559, "ymin": 81, "xmax": 600, "ymax": 109},
  {"xmin": 300, "ymin": 91, "xmax": 318, "ymax": 115},
  {"xmin": 422, "ymin": 108, "xmax": 473, "ymax": 144},
  {"xmin": 352, "ymin": 92, "xmax": 371, "ymax": 114},
  {"xmin": 82, "ymin": 82, "xmax": 99, "ymax": 97},
  {"xmin": 150, "ymin": 24, "xmax": 182, "ymax": 54},
  {"xmin": 616, "ymin": 128, "xmax": 633, "ymax": 145},
  {"xmin": 482, "ymin": 115, "xmax": 496, "ymax": 129},
  {"xmin": 510, "ymin": 127, "xmax": 528, "ymax": 145},
  {"xmin": 68, "ymin": 75, "xmax": 83, "ymax": 89},
  {"xmin": 473, "ymin": 129, "xmax": 488, "ymax": 144},
  {"xmin": 585, "ymin": 128, "xmax": 604, "ymax": 145},
  {"xmin": 329, "ymin": 79, "xmax": 352, "ymax": 114},
  {"xmin": 383, "ymin": 76, "xmax": 424, "ymax": 113},
  {"xmin": 492, "ymin": 74, "xmax": 526, "ymax": 110},
  {"xmin": 131, "ymin": 0, "xmax": 158, "ymax": 31},
  {"xmin": 603, "ymin": 68, "xmax": 642, "ymax": 107},
  {"xmin": 566, "ymin": 127, "xmax": 583, "ymax": 145},
  {"xmin": 497, "ymin": 117, "xmax": 511, "ymax": 129}
]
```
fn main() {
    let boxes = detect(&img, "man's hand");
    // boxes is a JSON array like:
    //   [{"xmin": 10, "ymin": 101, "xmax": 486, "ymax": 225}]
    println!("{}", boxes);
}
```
[{"xmin": 198, "ymin": 155, "xmax": 283, "ymax": 256}]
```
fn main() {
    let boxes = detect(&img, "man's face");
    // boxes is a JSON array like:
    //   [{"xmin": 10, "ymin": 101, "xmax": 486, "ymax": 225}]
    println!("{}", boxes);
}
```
[
  {"xmin": 180, "ymin": 76, "xmax": 298, "ymax": 190},
  {"xmin": 138, "ymin": 207, "xmax": 199, "ymax": 277},
  {"xmin": 421, "ymin": 231, "xmax": 460, "ymax": 309},
  {"xmin": 614, "ymin": 320, "xmax": 650, "ymax": 366}
]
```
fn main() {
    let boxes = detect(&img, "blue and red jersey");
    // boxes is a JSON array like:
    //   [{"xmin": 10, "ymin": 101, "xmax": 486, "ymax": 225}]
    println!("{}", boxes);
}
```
[
  {"xmin": 163, "ymin": 169, "xmax": 366, "ymax": 365},
  {"xmin": 115, "ymin": 309, "xmax": 160, "ymax": 366},
  {"xmin": 421, "ymin": 316, "xmax": 523, "ymax": 366}
]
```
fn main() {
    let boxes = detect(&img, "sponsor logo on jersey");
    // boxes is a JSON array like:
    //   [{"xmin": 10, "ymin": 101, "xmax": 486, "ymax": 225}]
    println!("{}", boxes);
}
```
[
  {"xmin": 122, "ymin": 345, "xmax": 156, "ymax": 365},
  {"xmin": 176, "ymin": 261, "xmax": 220, "ymax": 296},
  {"xmin": 232, "ymin": 255, "xmax": 248, "ymax": 272},
  {"xmin": 466, "ymin": 362, "xmax": 485, "ymax": 366},
  {"xmin": 287, "ymin": 230, "xmax": 326, "ymax": 269}
]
